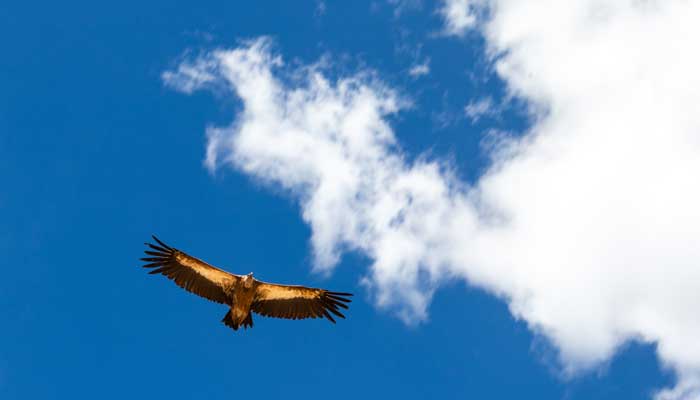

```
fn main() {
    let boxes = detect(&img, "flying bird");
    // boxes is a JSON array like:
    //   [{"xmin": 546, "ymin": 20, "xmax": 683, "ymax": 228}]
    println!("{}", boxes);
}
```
[{"xmin": 141, "ymin": 236, "xmax": 352, "ymax": 331}]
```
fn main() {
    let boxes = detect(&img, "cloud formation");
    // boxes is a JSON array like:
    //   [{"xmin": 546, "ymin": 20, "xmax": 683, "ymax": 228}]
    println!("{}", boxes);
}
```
[
  {"xmin": 464, "ymin": 96, "xmax": 495, "ymax": 122},
  {"xmin": 408, "ymin": 60, "xmax": 430, "ymax": 78},
  {"xmin": 438, "ymin": 0, "xmax": 478, "ymax": 36},
  {"xmin": 165, "ymin": 0, "xmax": 700, "ymax": 393},
  {"xmin": 437, "ymin": 0, "xmax": 700, "ymax": 396}
]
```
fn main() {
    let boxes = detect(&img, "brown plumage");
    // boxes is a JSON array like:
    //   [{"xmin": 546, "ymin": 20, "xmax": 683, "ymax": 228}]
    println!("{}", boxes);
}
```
[{"xmin": 141, "ymin": 235, "xmax": 352, "ymax": 331}]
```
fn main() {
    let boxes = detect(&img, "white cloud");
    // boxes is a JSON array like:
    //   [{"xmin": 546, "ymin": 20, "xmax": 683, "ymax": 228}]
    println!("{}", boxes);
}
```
[
  {"xmin": 464, "ymin": 96, "xmax": 495, "ymax": 122},
  {"xmin": 445, "ymin": 0, "xmax": 700, "ymax": 397},
  {"xmin": 166, "ymin": 0, "xmax": 700, "ymax": 393},
  {"xmin": 408, "ymin": 59, "xmax": 430, "ymax": 77},
  {"xmin": 162, "ymin": 58, "xmax": 219, "ymax": 94},
  {"xmin": 439, "ymin": 0, "xmax": 479, "ymax": 36}
]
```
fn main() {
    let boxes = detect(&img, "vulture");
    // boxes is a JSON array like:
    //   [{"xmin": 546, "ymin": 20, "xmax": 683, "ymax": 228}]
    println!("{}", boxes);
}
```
[{"xmin": 141, "ymin": 236, "xmax": 352, "ymax": 331}]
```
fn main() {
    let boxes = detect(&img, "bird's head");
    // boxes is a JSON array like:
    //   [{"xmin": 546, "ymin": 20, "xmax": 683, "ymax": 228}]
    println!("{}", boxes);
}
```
[{"xmin": 243, "ymin": 272, "xmax": 254, "ymax": 288}]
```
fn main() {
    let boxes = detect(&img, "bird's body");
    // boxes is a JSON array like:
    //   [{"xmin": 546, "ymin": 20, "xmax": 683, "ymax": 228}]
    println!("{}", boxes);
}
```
[
  {"xmin": 229, "ymin": 280, "xmax": 255, "ymax": 325},
  {"xmin": 141, "ymin": 236, "xmax": 352, "ymax": 331},
  {"xmin": 224, "ymin": 274, "xmax": 257, "ymax": 329}
]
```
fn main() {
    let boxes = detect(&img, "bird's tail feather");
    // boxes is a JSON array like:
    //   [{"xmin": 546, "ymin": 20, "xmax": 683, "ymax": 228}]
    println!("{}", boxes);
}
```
[
  {"xmin": 242, "ymin": 313, "xmax": 253, "ymax": 329},
  {"xmin": 221, "ymin": 310, "xmax": 253, "ymax": 331},
  {"xmin": 221, "ymin": 310, "xmax": 239, "ymax": 331}
]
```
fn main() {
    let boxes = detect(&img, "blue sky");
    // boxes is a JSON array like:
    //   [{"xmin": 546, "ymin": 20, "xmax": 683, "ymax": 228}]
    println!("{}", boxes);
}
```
[{"xmin": 3, "ymin": 1, "xmax": 699, "ymax": 399}]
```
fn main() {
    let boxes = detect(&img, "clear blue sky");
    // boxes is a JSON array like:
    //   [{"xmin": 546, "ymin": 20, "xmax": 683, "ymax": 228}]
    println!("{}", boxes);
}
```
[{"xmin": 0, "ymin": 1, "xmax": 675, "ymax": 399}]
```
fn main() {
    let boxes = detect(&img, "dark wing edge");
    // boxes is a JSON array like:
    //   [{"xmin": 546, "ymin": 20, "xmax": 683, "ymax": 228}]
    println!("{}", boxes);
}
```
[
  {"xmin": 141, "ymin": 235, "xmax": 236, "ymax": 304},
  {"xmin": 251, "ymin": 282, "xmax": 352, "ymax": 323}
]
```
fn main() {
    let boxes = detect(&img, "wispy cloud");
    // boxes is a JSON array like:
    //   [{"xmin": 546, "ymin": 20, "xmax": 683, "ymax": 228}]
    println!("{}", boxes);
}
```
[
  {"xmin": 166, "ymin": 0, "xmax": 700, "ymax": 393},
  {"xmin": 463, "ymin": 96, "xmax": 496, "ymax": 122},
  {"xmin": 162, "ymin": 58, "xmax": 219, "ymax": 94},
  {"xmin": 388, "ymin": 0, "xmax": 423, "ymax": 17},
  {"xmin": 408, "ymin": 59, "xmax": 430, "ymax": 78},
  {"xmin": 315, "ymin": 0, "xmax": 327, "ymax": 17},
  {"xmin": 438, "ymin": 0, "xmax": 479, "ymax": 36}
]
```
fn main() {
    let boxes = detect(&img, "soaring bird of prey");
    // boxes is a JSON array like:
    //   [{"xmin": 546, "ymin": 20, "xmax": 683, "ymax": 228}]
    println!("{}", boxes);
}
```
[{"xmin": 141, "ymin": 236, "xmax": 352, "ymax": 331}]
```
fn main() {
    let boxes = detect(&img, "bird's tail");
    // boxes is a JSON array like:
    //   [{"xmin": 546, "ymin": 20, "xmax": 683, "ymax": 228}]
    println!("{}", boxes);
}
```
[{"xmin": 221, "ymin": 310, "xmax": 253, "ymax": 331}]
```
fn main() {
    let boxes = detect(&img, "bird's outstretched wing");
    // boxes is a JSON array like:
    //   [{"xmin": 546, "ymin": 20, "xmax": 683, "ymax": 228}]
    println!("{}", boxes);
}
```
[
  {"xmin": 251, "ymin": 281, "xmax": 352, "ymax": 323},
  {"xmin": 141, "ymin": 236, "xmax": 240, "ymax": 304}
]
